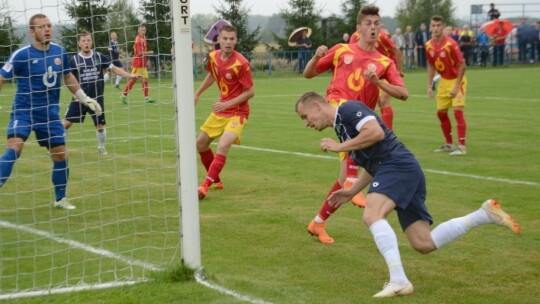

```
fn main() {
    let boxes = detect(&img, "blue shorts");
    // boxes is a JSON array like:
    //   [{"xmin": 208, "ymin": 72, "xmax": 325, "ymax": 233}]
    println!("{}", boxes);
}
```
[
  {"xmin": 368, "ymin": 155, "xmax": 433, "ymax": 231},
  {"xmin": 64, "ymin": 97, "xmax": 106, "ymax": 126},
  {"xmin": 7, "ymin": 109, "xmax": 65, "ymax": 148}
]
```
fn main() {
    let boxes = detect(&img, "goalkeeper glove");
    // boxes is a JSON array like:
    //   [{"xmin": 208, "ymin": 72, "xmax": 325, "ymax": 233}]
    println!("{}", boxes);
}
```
[{"xmin": 75, "ymin": 89, "xmax": 102, "ymax": 116}]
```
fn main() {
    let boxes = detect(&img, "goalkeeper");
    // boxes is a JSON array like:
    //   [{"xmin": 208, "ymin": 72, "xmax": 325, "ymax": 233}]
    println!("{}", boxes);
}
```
[
  {"xmin": 0, "ymin": 14, "xmax": 102, "ymax": 210},
  {"xmin": 63, "ymin": 32, "xmax": 141, "ymax": 155}
]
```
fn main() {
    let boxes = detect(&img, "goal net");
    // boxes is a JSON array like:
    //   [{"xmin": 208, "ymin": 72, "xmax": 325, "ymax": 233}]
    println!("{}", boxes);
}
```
[{"xmin": 0, "ymin": 0, "xmax": 198, "ymax": 298}]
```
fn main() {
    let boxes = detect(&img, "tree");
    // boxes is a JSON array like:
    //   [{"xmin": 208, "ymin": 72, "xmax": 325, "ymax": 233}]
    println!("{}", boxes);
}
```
[
  {"xmin": 396, "ymin": 0, "xmax": 456, "ymax": 31},
  {"xmin": 215, "ymin": 0, "xmax": 261, "ymax": 53},
  {"xmin": 276, "ymin": 0, "xmax": 322, "ymax": 50},
  {"xmin": 337, "ymin": 0, "xmax": 368, "ymax": 37},
  {"xmin": 0, "ymin": 0, "xmax": 23, "ymax": 59},
  {"xmin": 139, "ymin": 0, "xmax": 172, "ymax": 57},
  {"xmin": 108, "ymin": 0, "xmax": 141, "ymax": 54},
  {"xmin": 60, "ymin": 0, "xmax": 110, "ymax": 53}
]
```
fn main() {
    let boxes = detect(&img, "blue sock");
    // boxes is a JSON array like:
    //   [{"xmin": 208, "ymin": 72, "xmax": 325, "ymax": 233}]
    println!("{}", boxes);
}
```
[
  {"xmin": 52, "ymin": 160, "xmax": 69, "ymax": 201},
  {"xmin": 0, "ymin": 148, "xmax": 19, "ymax": 188}
]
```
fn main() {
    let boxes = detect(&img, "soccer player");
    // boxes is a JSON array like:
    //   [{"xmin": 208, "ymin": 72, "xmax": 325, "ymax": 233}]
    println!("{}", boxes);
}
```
[
  {"xmin": 426, "ymin": 16, "xmax": 468, "ymax": 156},
  {"xmin": 302, "ymin": 5, "xmax": 407, "ymax": 244},
  {"xmin": 295, "ymin": 91, "xmax": 520, "ymax": 297},
  {"xmin": 194, "ymin": 25, "xmax": 254, "ymax": 199},
  {"xmin": 350, "ymin": 22, "xmax": 403, "ymax": 130},
  {"xmin": 104, "ymin": 31, "xmax": 124, "ymax": 89},
  {"xmin": 121, "ymin": 24, "xmax": 156, "ymax": 104},
  {"xmin": 0, "ymin": 14, "xmax": 102, "ymax": 210},
  {"xmin": 63, "ymin": 32, "xmax": 141, "ymax": 155}
]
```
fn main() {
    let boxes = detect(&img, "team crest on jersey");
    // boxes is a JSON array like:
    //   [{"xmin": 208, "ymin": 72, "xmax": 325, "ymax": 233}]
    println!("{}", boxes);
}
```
[
  {"xmin": 225, "ymin": 73, "xmax": 232, "ymax": 80},
  {"xmin": 54, "ymin": 58, "xmax": 62, "ymax": 65},
  {"xmin": 344, "ymin": 55, "xmax": 354, "ymax": 64},
  {"xmin": 440, "ymin": 51, "xmax": 446, "ymax": 58},
  {"xmin": 367, "ymin": 63, "xmax": 377, "ymax": 72}
]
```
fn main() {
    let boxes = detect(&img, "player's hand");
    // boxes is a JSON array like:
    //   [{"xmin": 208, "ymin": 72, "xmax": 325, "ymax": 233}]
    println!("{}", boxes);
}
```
[
  {"xmin": 130, "ymin": 74, "xmax": 143, "ymax": 79},
  {"xmin": 212, "ymin": 101, "xmax": 228, "ymax": 113},
  {"xmin": 427, "ymin": 87, "xmax": 434, "ymax": 99},
  {"xmin": 82, "ymin": 97, "xmax": 103, "ymax": 116},
  {"xmin": 449, "ymin": 87, "xmax": 458, "ymax": 98},
  {"xmin": 314, "ymin": 45, "xmax": 328, "ymax": 58},
  {"xmin": 320, "ymin": 138, "xmax": 340, "ymax": 152},
  {"xmin": 327, "ymin": 189, "xmax": 353, "ymax": 208},
  {"xmin": 148, "ymin": 50, "xmax": 154, "ymax": 55},
  {"xmin": 364, "ymin": 70, "xmax": 380, "ymax": 84}
]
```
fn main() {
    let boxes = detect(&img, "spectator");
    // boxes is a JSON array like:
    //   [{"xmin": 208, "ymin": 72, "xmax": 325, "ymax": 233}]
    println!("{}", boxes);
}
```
[
  {"xmin": 459, "ymin": 25, "xmax": 473, "ymax": 66},
  {"xmin": 491, "ymin": 21, "xmax": 508, "ymax": 66},
  {"xmin": 488, "ymin": 3, "xmax": 501, "ymax": 20},
  {"xmin": 392, "ymin": 28, "xmax": 405, "ymax": 64},
  {"xmin": 476, "ymin": 28, "xmax": 489, "ymax": 67},
  {"xmin": 295, "ymin": 29, "xmax": 312, "ymax": 73},
  {"xmin": 415, "ymin": 23, "xmax": 430, "ymax": 67},
  {"xmin": 404, "ymin": 25, "xmax": 415, "ymax": 68},
  {"xmin": 342, "ymin": 32, "xmax": 350, "ymax": 43}
]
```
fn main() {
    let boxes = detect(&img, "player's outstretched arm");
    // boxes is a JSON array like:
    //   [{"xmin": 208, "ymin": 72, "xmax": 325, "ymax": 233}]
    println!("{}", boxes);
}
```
[
  {"xmin": 303, "ymin": 45, "xmax": 328, "ymax": 78},
  {"xmin": 64, "ymin": 73, "xmax": 102, "ymax": 116}
]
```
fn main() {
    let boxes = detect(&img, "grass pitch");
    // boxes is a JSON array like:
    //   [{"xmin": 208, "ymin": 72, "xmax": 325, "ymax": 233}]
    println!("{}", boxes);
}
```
[{"xmin": 0, "ymin": 66, "xmax": 539, "ymax": 303}]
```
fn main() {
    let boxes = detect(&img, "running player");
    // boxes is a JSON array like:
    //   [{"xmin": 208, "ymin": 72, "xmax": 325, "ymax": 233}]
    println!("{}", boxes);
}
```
[{"xmin": 104, "ymin": 31, "xmax": 124, "ymax": 89}]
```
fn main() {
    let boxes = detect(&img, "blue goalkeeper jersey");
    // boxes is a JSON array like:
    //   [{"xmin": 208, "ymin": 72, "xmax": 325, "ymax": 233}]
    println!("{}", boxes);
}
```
[{"xmin": 0, "ymin": 43, "xmax": 71, "ymax": 114}]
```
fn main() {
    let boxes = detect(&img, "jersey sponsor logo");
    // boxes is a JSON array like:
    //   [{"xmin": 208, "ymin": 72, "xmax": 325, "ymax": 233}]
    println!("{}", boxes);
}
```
[
  {"xmin": 54, "ymin": 58, "xmax": 62, "ymax": 65},
  {"xmin": 344, "ymin": 54, "xmax": 354, "ymax": 65},
  {"xmin": 43, "ymin": 66, "xmax": 58, "ymax": 88},
  {"xmin": 347, "ymin": 68, "xmax": 364, "ymax": 91}
]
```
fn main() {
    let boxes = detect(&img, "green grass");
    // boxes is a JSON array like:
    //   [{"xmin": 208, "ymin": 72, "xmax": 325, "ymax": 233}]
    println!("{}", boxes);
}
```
[{"xmin": 1, "ymin": 65, "xmax": 539, "ymax": 303}]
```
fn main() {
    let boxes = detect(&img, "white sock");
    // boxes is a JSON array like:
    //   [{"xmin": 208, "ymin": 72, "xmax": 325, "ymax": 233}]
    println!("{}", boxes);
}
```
[
  {"xmin": 431, "ymin": 208, "xmax": 490, "ymax": 249},
  {"xmin": 104, "ymin": 73, "xmax": 110, "ymax": 81},
  {"xmin": 370, "ymin": 219, "xmax": 409, "ymax": 284},
  {"xmin": 115, "ymin": 76, "xmax": 123, "ymax": 85},
  {"xmin": 96, "ymin": 129, "xmax": 106, "ymax": 148},
  {"xmin": 314, "ymin": 215, "xmax": 324, "ymax": 223}
]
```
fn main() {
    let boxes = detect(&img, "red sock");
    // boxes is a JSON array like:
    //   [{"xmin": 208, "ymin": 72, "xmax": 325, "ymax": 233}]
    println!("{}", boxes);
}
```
[
  {"xmin": 199, "ymin": 149, "xmax": 220, "ymax": 183},
  {"xmin": 143, "ymin": 79, "xmax": 149, "ymax": 97},
  {"xmin": 123, "ymin": 79, "xmax": 135, "ymax": 96},
  {"xmin": 437, "ymin": 111, "xmax": 453, "ymax": 144},
  {"xmin": 346, "ymin": 155, "xmax": 358, "ymax": 179},
  {"xmin": 453, "ymin": 109, "xmax": 466, "ymax": 146},
  {"xmin": 380, "ymin": 106, "xmax": 394, "ymax": 130},
  {"xmin": 317, "ymin": 181, "xmax": 342, "ymax": 221},
  {"xmin": 203, "ymin": 154, "xmax": 226, "ymax": 187}
]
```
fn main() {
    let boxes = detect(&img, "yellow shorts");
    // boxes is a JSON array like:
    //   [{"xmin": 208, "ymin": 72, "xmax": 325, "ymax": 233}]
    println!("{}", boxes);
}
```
[
  {"xmin": 328, "ymin": 98, "xmax": 348, "ymax": 161},
  {"xmin": 200, "ymin": 113, "xmax": 247, "ymax": 145},
  {"xmin": 437, "ymin": 76, "xmax": 467, "ymax": 110},
  {"xmin": 131, "ymin": 67, "xmax": 149, "ymax": 79}
]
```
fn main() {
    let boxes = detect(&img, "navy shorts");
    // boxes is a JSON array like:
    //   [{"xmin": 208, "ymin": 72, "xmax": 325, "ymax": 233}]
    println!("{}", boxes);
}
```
[
  {"xmin": 112, "ymin": 60, "xmax": 123, "ymax": 68},
  {"xmin": 7, "ymin": 110, "xmax": 65, "ymax": 148},
  {"xmin": 368, "ymin": 156, "xmax": 433, "ymax": 231},
  {"xmin": 65, "ymin": 97, "xmax": 106, "ymax": 126}
]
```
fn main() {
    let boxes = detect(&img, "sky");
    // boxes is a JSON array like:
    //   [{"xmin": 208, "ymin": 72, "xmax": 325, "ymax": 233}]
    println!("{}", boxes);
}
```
[{"xmin": 6, "ymin": 0, "xmax": 537, "ymax": 25}]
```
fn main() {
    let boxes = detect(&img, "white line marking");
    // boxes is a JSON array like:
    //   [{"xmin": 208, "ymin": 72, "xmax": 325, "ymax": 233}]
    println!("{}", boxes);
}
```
[
  {"xmin": 195, "ymin": 270, "xmax": 274, "ymax": 304},
  {"xmin": 233, "ymin": 145, "xmax": 540, "ymax": 187}
]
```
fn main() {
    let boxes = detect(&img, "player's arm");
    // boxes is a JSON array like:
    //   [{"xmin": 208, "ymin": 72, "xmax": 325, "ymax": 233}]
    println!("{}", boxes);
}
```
[
  {"xmin": 320, "ymin": 118, "xmax": 385, "ymax": 153},
  {"xmin": 427, "ymin": 62, "xmax": 435, "ymax": 98},
  {"xmin": 212, "ymin": 86, "xmax": 254, "ymax": 112},
  {"xmin": 364, "ymin": 69, "xmax": 408, "ymax": 101},
  {"xmin": 450, "ymin": 61, "xmax": 466, "ymax": 98},
  {"xmin": 303, "ymin": 45, "xmax": 329, "ymax": 78},
  {"xmin": 194, "ymin": 73, "xmax": 215, "ymax": 105},
  {"xmin": 393, "ymin": 46, "xmax": 403, "ymax": 74},
  {"xmin": 64, "ymin": 73, "xmax": 102, "ymax": 116},
  {"xmin": 110, "ymin": 65, "xmax": 140, "ymax": 79},
  {"xmin": 327, "ymin": 169, "xmax": 373, "ymax": 208},
  {"xmin": 0, "ymin": 74, "xmax": 4, "ymax": 91}
]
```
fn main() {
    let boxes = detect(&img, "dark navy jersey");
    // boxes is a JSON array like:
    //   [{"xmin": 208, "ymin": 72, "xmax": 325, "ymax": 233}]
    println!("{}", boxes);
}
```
[
  {"xmin": 0, "ymin": 43, "xmax": 71, "ymax": 113},
  {"xmin": 108, "ymin": 39, "xmax": 121, "ymax": 60},
  {"xmin": 335, "ymin": 101, "xmax": 413, "ymax": 176},
  {"xmin": 70, "ymin": 51, "xmax": 111, "ymax": 100}
]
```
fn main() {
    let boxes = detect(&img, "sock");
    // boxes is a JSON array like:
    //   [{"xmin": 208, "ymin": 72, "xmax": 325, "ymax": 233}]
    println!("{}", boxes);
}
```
[
  {"xmin": 0, "ymin": 148, "xmax": 20, "ymax": 188},
  {"xmin": 123, "ymin": 79, "xmax": 136, "ymax": 96},
  {"xmin": 103, "ymin": 73, "xmax": 110, "ymax": 81},
  {"xmin": 370, "ymin": 219, "xmax": 409, "ymax": 284},
  {"xmin": 202, "ymin": 154, "xmax": 226, "ymax": 187},
  {"xmin": 199, "ymin": 149, "xmax": 220, "ymax": 183},
  {"xmin": 453, "ymin": 109, "xmax": 467, "ymax": 146},
  {"xmin": 431, "ymin": 208, "xmax": 490, "ymax": 248},
  {"xmin": 380, "ymin": 106, "xmax": 394, "ymax": 130},
  {"xmin": 52, "ymin": 160, "xmax": 69, "ymax": 202},
  {"xmin": 316, "ymin": 181, "xmax": 342, "ymax": 221},
  {"xmin": 345, "ymin": 155, "xmax": 358, "ymax": 179},
  {"xmin": 96, "ymin": 129, "xmax": 106, "ymax": 148},
  {"xmin": 437, "ymin": 111, "xmax": 453, "ymax": 145},
  {"xmin": 115, "ymin": 75, "xmax": 123, "ymax": 86},
  {"xmin": 143, "ymin": 79, "xmax": 149, "ymax": 98}
]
